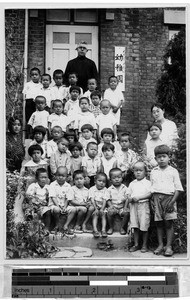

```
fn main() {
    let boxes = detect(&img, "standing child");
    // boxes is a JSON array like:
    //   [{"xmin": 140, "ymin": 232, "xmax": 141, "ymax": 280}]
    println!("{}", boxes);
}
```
[
  {"xmin": 144, "ymin": 122, "xmax": 163, "ymax": 167},
  {"xmin": 22, "ymin": 67, "xmax": 42, "ymax": 124},
  {"xmin": 89, "ymin": 90, "xmax": 102, "ymax": 118},
  {"xmin": 65, "ymin": 72, "xmax": 83, "ymax": 100},
  {"xmin": 50, "ymin": 137, "xmax": 71, "ymax": 178},
  {"xmin": 82, "ymin": 142, "xmax": 101, "ymax": 187},
  {"xmin": 104, "ymin": 75, "xmax": 124, "ymax": 125},
  {"xmin": 27, "ymin": 95, "xmax": 49, "ymax": 138},
  {"xmin": 101, "ymin": 144, "xmax": 117, "ymax": 182},
  {"xmin": 70, "ymin": 170, "xmax": 90, "ymax": 232},
  {"xmin": 150, "ymin": 145, "xmax": 183, "ymax": 257},
  {"xmin": 51, "ymin": 69, "xmax": 67, "ymax": 104},
  {"xmin": 116, "ymin": 132, "xmax": 138, "ymax": 186},
  {"xmin": 128, "ymin": 162, "xmax": 152, "ymax": 253},
  {"xmin": 40, "ymin": 73, "xmax": 55, "ymax": 112},
  {"xmin": 74, "ymin": 97, "xmax": 97, "ymax": 140},
  {"xmin": 25, "ymin": 126, "xmax": 48, "ymax": 162},
  {"xmin": 64, "ymin": 86, "xmax": 81, "ymax": 129},
  {"xmin": 69, "ymin": 142, "xmax": 83, "ymax": 184},
  {"xmin": 89, "ymin": 172, "xmax": 109, "ymax": 238},
  {"xmin": 107, "ymin": 168, "xmax": 130, "ymax": 235},
  {"xmin": 48, "ymin": 166, "xmax": 76, "ymax": 233},
  {"xmin": 46, "ymin": 126, "xmax": 63, "ymax": 159},
  {"xmin": 79, "ymin": 124, "xmax": 97, "ymax": 156},
  {"xmin": 22, "ymin": 168, "xmax": 51, "ymax": 230},
  {"xmin": 48, "ymin": 99, "xmax": 70, "ymax": 135},
  {"xmin": 96, "ymin": 100, "xmax": 117, "ymax": 142},
  {"xmin": 98, "ymin": 128, "xmax": 121, "ymax": 157},
  {"xmin": 83, "ymin": 78, "xmax": 97, "ymax": 102}
]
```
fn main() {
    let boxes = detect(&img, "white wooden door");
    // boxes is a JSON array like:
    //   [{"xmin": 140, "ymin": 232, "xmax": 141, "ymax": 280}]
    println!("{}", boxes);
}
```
[{"xmin": 46, "ymin": 25, "xmax": 98, "ymax": 79}]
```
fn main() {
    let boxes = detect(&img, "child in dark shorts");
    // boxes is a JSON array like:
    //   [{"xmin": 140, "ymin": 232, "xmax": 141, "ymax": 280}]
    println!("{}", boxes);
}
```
[{"xmin": 150, "ymin": 144, "xmax": 183, "ymax": 257}]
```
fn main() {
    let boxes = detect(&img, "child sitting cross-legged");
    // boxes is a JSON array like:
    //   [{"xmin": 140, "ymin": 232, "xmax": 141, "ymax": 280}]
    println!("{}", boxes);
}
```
[
  {"xmin": 107, "ymin": 168, "xmax": 130, "ymax": 235},
  {"xmin": 82, "ymin": 142, "xmax": 101, "ymax": 188},
  {"xmin": 22, "ymin": 168, "xmax": 51, "ymax": 231},
  {"xmin": 48, "ymin": 166, "xmax": 76, "ymax": 233},
  {"xmin": 79, "ymin": 124, "xmax": 97, "ymax": 156},
  {"xmin": 150, "ymin": 144, "xmax": 184, "ymax": 257},
  {"xmin": 89, "ymin": 172, "xmax": 109, "ymax": 238},
  {"xmin": 70, "ymin": 170, "xmax": 93, "ymax": 233},
  {"xmin": 128, "ymin": 161, "xmax": 152, "ymax": 253}
]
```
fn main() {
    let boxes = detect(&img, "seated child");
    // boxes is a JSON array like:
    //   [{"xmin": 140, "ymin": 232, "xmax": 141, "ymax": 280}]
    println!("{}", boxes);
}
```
[
  {"xmin": 27, "ymin": 95, "xmax": 49, "ymax": 138},
  {"xmin": 116, "ymin": 132, "xmax": 138, "ymax": 186},
  {"xmin": 88, "ymin": 172, "xmax": 109, "ymax": 238},
  {"xmin": 22, "ymin": 67, "xmax": 42, "ymax": 124},
  {"xmin": 22, "ymin": 168, "xmax": 51, "ymax": 230},
  {"xmin": 48, "ymin": 166, "xmax": 76, "ymax": 233},
  {"xmin": 26, "ymin": 126, "xmax": 48, "ymax": 162},
  {"xmin": 101, "ymin": 144, "xmax": 117, "ymax": 182},
  {"xmin": 48, "ymin": 99, "xmax": 70, "ymax": 135},
  {"xmin": 20, "ymin": 144, "xmax": 48, "ymax": 190},
  {"xmin": 70, "ymin": 170, "xmax": 91, "ymax": 232},
  {"xmin": 50, "ymin": 137, "xmax": 71, "ymax": 178},
  {"xmin": 96, "ymin": 100, "xmax": 117, "ymax": 142},
  {"xmin": 69, "ymin": 142, "xmax": 83, "ymax": 177},
  {"xmin": 98, "ymin": 128, "xmax": 121, "ymax": 157},
  {"xmin": 74, "ymin": 97, "xmax": 97, "ymax": 140},
  {"xmin": 79, "ymin": 124, "xmax": 97, "ymax": 156},
  {"xmin": 46, "ymin": 125, "xmax": 63, "ymax": 159},
  {"xmin": 107, "ymin": 168, "xmax": 130, "ymax": 235},
  {"xmin": 89, "ymin": 90, "xmax": 102, "ymax": 118},
  {"xmin": 150, "ymin": 144, "xmax": 183, "ymax": 257},
  {"xmin": 83, "ymin": 78, "xmax": 98, "ymax": 103},
  {"xmin": 65, "ymin": 72, "xmax": 83, "ymax": 100},
  {"xmin": 128, "ymin": 161, "xmax": 152, "ymax": 253},
  {"xmin": 40, "ymin": 73, "xmax": 56, "ymax": 112},
  {"xmin": 82, "ymin": 142, "xmax": 101, "ymax": 187},
  {"xmin": 104, "ymin": 75, "xmax": 124, "ymax": 125},
  {"xmin": 144, "ymin": 122, "xmax": 163, "ymax": 167},
  {"xmin": 51, "ymin": 69, "xmax": 67, "ymax": 104}
]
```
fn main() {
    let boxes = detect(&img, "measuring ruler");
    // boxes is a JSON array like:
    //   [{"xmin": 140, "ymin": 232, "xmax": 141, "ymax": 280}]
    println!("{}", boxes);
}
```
[{"xmin": 12, "ymin": 267, "xmax": 179, "ymax": 298}]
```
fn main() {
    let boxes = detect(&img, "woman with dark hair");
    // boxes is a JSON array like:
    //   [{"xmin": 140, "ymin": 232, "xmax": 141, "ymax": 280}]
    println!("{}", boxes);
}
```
[
  {"xmin": 146, "ymin": 102, "xmax": 179, "ymax": 149},
  {"xmin": 6, "ymin": 116, "xmax": 25, "ymax": 172}
]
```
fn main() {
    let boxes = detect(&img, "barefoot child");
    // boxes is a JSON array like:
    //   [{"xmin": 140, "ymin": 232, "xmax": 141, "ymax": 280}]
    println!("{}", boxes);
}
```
[{"xmin": 128, "ymin": 161, "xmax": 151, "ymax": 253}]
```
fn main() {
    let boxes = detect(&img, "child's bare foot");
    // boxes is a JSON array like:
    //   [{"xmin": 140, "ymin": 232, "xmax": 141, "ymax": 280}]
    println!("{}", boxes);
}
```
[
  {"xmin": 82, "ymin": 224, "xmax": 87, "ymax": 232},
  {"xmin": 153, "ymin": 245, "xmax": 164, "ymax": 255}
]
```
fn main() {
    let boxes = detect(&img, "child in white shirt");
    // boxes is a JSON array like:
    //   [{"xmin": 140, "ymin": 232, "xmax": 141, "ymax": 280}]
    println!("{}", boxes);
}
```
[
  {"xmin": 96, "ymin": 99, "xmax": 117, "ymax": 142},
  {"xmin": 89, "ymin": 90, "xmax": 102, "ymax": 118},
  {"xmin": 40, "ymin": 74, "xmax": 56, "ymax": 112},
  {"xmin": 128, "ymin": 162, "xmax": 152, "ymax": 253},
  {"xmin": 83, "ymin": 78, "xmax": 97, "ymax": 103},
  {"xmin": 98, "ymin": 128, "xmax": 121, "ymax": 157},
  {"xmin": 27, "ymin": 95, "xmax": 49, "ymax": 138},
  {"xmin": 65, "ymin": 72, "xmax": 83, "ymax": 101},
  {"xmin": 74, "ymin": 97, "xmax": 97, "ymax": 139},
  {"xmin": 101, "ymin": 144, "xmax": 117, "ymax": 182},
  {"xmin": 48, "ymin": 166, "xmax": 76, "ymax": 232},
  {"xmin": 46, "ymin": 125, "xmax": 63, "ymax": 159},
  {"xmin": 22, "ymin": 168, "xmax": 51, "ymax": 230},
  {"xmin": 64, "ymin": 86, "xmax": 81, "ymax": 129},
  {"xmin": 48, "ymin": 99, "xmax": 70, "ymax": 135},
  {"xmin": 89, "ymin": 172, "xmax": 109, "ymax": 238},
  {"xmin": 51, "ymin": 69, "xmax": 67, "ymax": 104},
  {"xmin": 104, "ymin": 75, "xmax": 124, "ymax": 125},
  {"xmin": 22, "ymin": 67, "xmax": 42, "ymax": 124}
]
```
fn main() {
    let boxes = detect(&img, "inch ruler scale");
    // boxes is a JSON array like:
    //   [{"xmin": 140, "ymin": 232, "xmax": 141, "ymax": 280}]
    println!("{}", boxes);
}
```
[{"xmin": 12, "ymin": 267, "xmax": 179, "ymax": 298}]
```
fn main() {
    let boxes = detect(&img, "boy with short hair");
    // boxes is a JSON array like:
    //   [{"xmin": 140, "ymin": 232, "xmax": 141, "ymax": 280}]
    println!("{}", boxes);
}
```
[
  {"xmin": 116, "ymin": 132, "xmax": 138, "ymax": 186},
  {"xmin": 128, "ymin": 161, "xmax": 151, "ymax": 253},
  {"xmin": 52, "ymin": 69, "xmax": 67, "ymax": 103},
  {"xmin": 107, "ymin": 168, "xmax": 130, "ymax": 235},
  {"xmin": 144, "ymin": 122, "xmax": 163, "ymax": 167},
  {"xmin": 65, "ymin": 72, "xmax": 83, "ymax": 100},
  {"xmin": 79, "ymin": 124, "xmax": 97, "ymax": 156},
  {"xmin": 150, "ymin": 144, "xmax": 183, "ymax": 257},
  {"xmin": 64, "ymin": 86, "xmax": 81, "ymax": 129},
  {"xmin": 40, "ymin": 73, "xmax": 56, "ymax": 111},
  {"xmin": 48, "ymin": 99, "xmax": 70, "ymax": 134},
  {"xmin": 89, "ymin": 90, "xmax": 102, "ymax": 118},
  {"xmin": 101, "ymin": 144, "xmax": 117, "ymax": 180},
  {"xmin": 46, "ymin": 125, "xmax": 63, "ymax": 159},
  {"xmin": 96, "ymin": 99, "xmax": 117, "ymax": 142},
  {"xmin": 83, "ymin": 78, "xmax": 98, "ymax": 102},
  {"xmin": 82, "ymin": 142, "xmax": 101, "ymax": 187},
  {"xmin": 48, "ymin": 166, "xmax": 76, "ymax": 232},
  {"xmin": 22, "ymin": 67, "xmax": 42, "ymax": 124}
]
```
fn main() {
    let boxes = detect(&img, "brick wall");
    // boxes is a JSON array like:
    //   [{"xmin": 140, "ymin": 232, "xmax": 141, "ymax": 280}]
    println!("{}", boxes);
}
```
[{"xmin": 100, "ymin": 8, "xmax": 170, "ymax": 147}]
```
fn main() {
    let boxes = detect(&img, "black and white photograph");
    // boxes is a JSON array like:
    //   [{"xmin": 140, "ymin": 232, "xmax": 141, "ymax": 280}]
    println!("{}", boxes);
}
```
[{"xmin": 5, "ymin": 5, "xmax": 187, "ymax": 260}]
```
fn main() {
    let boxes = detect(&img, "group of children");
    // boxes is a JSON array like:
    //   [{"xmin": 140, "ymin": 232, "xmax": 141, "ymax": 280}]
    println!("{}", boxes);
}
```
[{"xmin": 18, "ymin": 67, "xmax": 184, "ymax": 256}]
